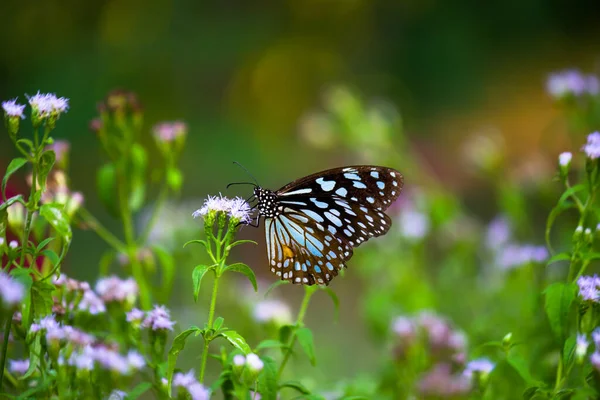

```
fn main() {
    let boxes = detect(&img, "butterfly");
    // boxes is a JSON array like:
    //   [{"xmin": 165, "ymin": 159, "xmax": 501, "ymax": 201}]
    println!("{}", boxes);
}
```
[{"xmin": 237, "ymin": 165, "xmax": 403, "ymax": 286}]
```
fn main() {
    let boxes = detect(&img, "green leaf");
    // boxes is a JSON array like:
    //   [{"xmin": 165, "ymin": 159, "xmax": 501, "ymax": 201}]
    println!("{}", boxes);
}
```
[
  {"xmin": 279, "ymin": 325, "xmax": 294, "ymax": 345},
  {"xmin": 183, "ymin": 239, "xmax": 208, "ymax": 249},
  {"xmin": 192, "ymin": 264, "xmax": 216, "ymax": 302},
  {"xmin": 39, "ymin": 204, "xmax": 72, "ymax": 243},
  {"xmin": 21, "ymin": 334, "xmax": 41, "ymax": 379},
  {"xmin": 582, "ymin": 252, "xmax": 600, "ymax": 262},
  {"xmin": 256, "ymin": 339, "xmax": 286, "ymax": 351},
  {"xmin": 219, "ymin": 330, "xmax": 251, "ymax": 354},
  {"xmin": 213, "ymin": 316, "xmax": 224, "ymax": 331},
  {"xmin": 12, "ymin": 270, "xmax": 33, "ymax": 327},
  {"xmin": 167, "ymin": 326, "xmax": 201, "ymax": 395},
  {"xmin": 322, "ymin": 287, "xmax": 340, "ymax": 321},
  {"xmin": 125, "ymin": 382, "xmax": 152, "ymax": 399},
  {"xmin": 40, "ymin": 249, "xmax": 59, "ymax": 268},
  {"xmin": 35, "ymin": 237, "xmax": 55, "ymax": 253},
  {"xmin": 506, "ymin": 348, "xmax": 534, "ymax": 385},
  {"xmin": 557, "ymin": 184, "xmax": 587, "ymax": 207},
  {"xmin": 563, "ymin": 335, "xmax": 577, "ymax": 370},
  {"xmin": 257, "ymin": 356, "xmax": 278, "ymax": 400},
  {"xmin": 546, "ymin": 201, "xmax": 576, "ymax": 254},
  {"xmin": 129, "ymin": 143, "xmax": 147, "ymax": 212},
  {"xmin": 36, "ymin": 150, "xmax": 56, "ymax": 194},
  {"xmin": 227, "ymin": 239, "xmax": 258, "ymax": 250},
  {"xmin": 224, "ymin": 263, "xmax": 257, "ymax": 292},
  {"xmin": 296, "ymin": 327, "xmax": 316, "ymax": 366},
  {"xmin": 152, "ymin": 245, "xmax": 175, "ymax": 303},
  {"xmin": 0, "ymin": 195, "xmax": 25, "ymax": 212},
  {"xmin": 279, "ymin": 380, "xmax": 311, "ymax": 394},
  {"xmin": 31, "ymin": 281, "xmax": 55, "ymax": 317},
  {"xmin": 99, "ymin": 249, "xmax": 116, "ymax": 276},
  {"xmin": 544, "ymin": 282, "xmax": 577, "ymax": 341},
  {"xmin": 2, "ymin": 158, "xmax": 28, "ymax": 201},
  {"xmin": 547, "ymin": 252, "xmax": 571, "ymax": 265},
  {"xmin": 166, "ymin": 167, "xmax": 183, "ymax": 192},
  {"xmin": 97, "ymin": 163, "xmax": 119, "ymax": 216}
]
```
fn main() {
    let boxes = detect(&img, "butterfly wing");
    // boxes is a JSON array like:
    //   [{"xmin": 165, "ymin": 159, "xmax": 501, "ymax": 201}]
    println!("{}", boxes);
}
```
[{"xmin": 264, "ymin": 165, "xmax": 403, "ymax": 285}]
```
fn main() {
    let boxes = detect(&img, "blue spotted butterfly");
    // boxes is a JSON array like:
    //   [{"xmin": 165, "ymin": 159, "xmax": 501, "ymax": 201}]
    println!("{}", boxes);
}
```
[{"xmin": 245, "ymin": 166, "xmax": 403, "ymax": 285}]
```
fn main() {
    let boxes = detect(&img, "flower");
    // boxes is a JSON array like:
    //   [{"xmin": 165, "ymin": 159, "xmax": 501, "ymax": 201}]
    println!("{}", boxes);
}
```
[
  {"xmin": 546, "ymin": 70, "xmax": 599, "ymax": 98},
  {"xmin": 582, "ymin": 132, "xmax": 600, "ymax": 160},
  {"xmin": 108, "ymin": 390, "xmax": 127, "ymax": 400},
  {"xmin": 68, "ymin": 346, "xmax": 95, "ymax": 370},
  {"xmin": 95, "ymin": 276, "xmax": 138, "ymax": 303},
  {"xmin": 591, "ymin": 352, "xmax": 600, "ymax": 372},
  {"xmin": 152, "ymin": 121, "xmax": 187, "ymax": 142},
  {"xmin": 126, "ymin": 350, "xmax": 145, "ymax": 369},
  {"xmin": 253, "ymin": 300, "xmax": 292, "ymax": 325},
  {"xmin": 8, "ymin": 240, "xmax": 18, "ymax": 249},
  {"xmin": 2, "ymin": 99, "xmax": 25, "ymax": 118},
  {"xmin": 45, "ymin": 140, "xmax": 70, "ymax": 167},
  {"xmin": 417, "ymin": 363, "xmax": 471, "ymax": 397},
  {"xmin": 126, "ymin": 308, "xmax": 145, "ymax": 323},
  {"xmin": 9, "ymin": 359, "xmax": 29, "ymax": 374},
  {"xmin": 78, "ymin": 289, "xmax": 106, "ymax": 314},
  {"xmin": 0, "ymin": 271, "xmax": 25, "ymax": 307},
  {"xmin": 30, "ymin": 315, "xmax": 60, "ymax": 333},
  {"xmin": 577, "ymin": 275, "xmax": 600, "ymax": 301},
  {"xmin": 245, "ymin": 353, "xmax": 264, "ymax": 372},
  {"xmin": 391, "ymin": 316, "xmax": 415, "ymax": 340},
  {"xmin": 463, "ymin": 358, "xmax": 495, "ymax": 379},
  {"xmin": 559, "ymin": 152, "xmax": 572, "ymax": 167},
  {"xmin": 27, "ymin": 92, "xmax": 69, "ymax": 117},
  {"xmin": 398, "ymin": 209, "xmax": 430, "ymax": 240},
  {"xmin": 495, "ymin": 244, "xmax": 548, "ymax": 270},
  {"xmin": 173, "ymin": 369, "xmax": 210, "ymax": 400},
  {"xmin": 141, "ymin": 305, "xmax": 176, "ymax": 331},
  {"xmin": 485, "ymin": 216, "xmax": 511, "ymax": 249},
  {"xmin": 233, "ymin": 354, "xmax": 246, "ymax": 367},
  {"xmin": 193, "ymin": 195, "xmax": 253, "ymax": 224},
  {"xmin": 576, "ymin": 333, "xmax": 590, "ymax": 361}
]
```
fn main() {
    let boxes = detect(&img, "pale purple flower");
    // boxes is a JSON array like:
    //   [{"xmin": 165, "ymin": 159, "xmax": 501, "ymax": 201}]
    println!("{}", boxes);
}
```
[
  {"xmin": 2, "ymin": 99, "xmax": 25, "ymax": 118},
  {"xmin": 245, "ymin": 353, "xmax": 264, "ymax": 372},
  {"xmin": 485, "ymin": 216, "xmax": 511, "ymax": 249},
  {"xmin": 187, "ymin": 383, "xmax": 210, "ymax": 400},
  {"xmin": 591, "ymin": 352, "xmax": 600, "ymax": 371},
  {"xmin": 559, "ymin": 152, "xmax": 572, "ymax": 167},
  {"xmin": 95, "ymin": 276, "xmax": 138, "ymax": 303},
  {"xmin": 577, "ymin": 275, "xmax": 600, "ymax": 301},
  {"xmin": 30, "ymin": 315, "xmax": 60, "ymax": 333},
  {"xmin": 576, "ymin": 333, "xmax": 589, "ymax": 359},
  {"xmin": 8, "ymin": 240, "xmax": 18, "ymax": 249},
  {"xmin": 78, "ymin": 289, "xmax": 106, "ymax": 314},
  {"xmin": 392, "ymin": 316, "xmax": 415, "ymax": 340},
  {"xmin": 0, "ymin": 238, "xmax": 4, "ymax": 247},
  {"xmin": 126, "ymin": 308, "xmax": 145, "ymax": 323},
  {"xmin": 398, "ymin": 209, "xmax": 430, "ymax": 240},
  {"xmin": 592, "ymin": 328, "xmax": 600, "ymax": 348},
  {"xmin": 463, "ymin": 358, "xmax": 495, "ymax": 379},
  {"xmin": 495, "ymin": 244, "xmax": 548, "ymax": 270},
  {"xmin": 0, "ymin": 271, "xmax": 25, "ymax": 307},
  {"xmin": 233, "ymin": 354, "xmax": 246, "ymax": 366},
  {"xmin": 61, "ymin": 326, "xmax": 95, "ymax": 347},
  {"xmin": 141, "ymin": 305, "xmax": 176, "ymax": 330},
  {"xmin": 153, "ymin": 121, "xmax": 187, "ymax": 142},
  {"xmin": 546, "ymin": 70, "xmax": 599, "ymax": 98},
  {"xmin": 192, "ymin": 195, "xmax": 252, "ymax": 224},
  {"xmin": 9, "ymin": 359, "xmax": 29, "ymax": 374},
  {"xmin": 582, "ymin": 132, "xmax": 600, "ymax": 159},
  {"xmin": 45, "ymin": 140, "xmax": 70, "ymax": 164},
  {"xmin": 126, "ymin": 350, "xmax": 145, "ymax": 369},
  {"xmin": 46, "ymin": 325, "xmax": 66, "ymax": 342},
  {"xmin": 94, "ymin": 346, "xmax": 129, "ymax": 374},
  {"xmin": 253, "ymin": 300, "xmax": 292, "ymax": 325},
  {"xmin": 417, "ymin": 363, "xmax": 471, "ymax": 397},
  {"xmin": 173, "ymin": 369, "xmax": 210, "ymax": 400},
  {"xmin": 173, "ymin": 369, "xmax": 197, "ymax": 388},
  {"xmin": 27, "ymin": 92, "xmax": 69, "ymax": 117},
  {"xmin": 229, "ymin": 197, "xmax": 252, "ymax": 224},
  {"xmin": 69, "ymin": 346, "xmax": 95, "ymax": 370},
  {"xmin": 108, "ymin": 390, "xmax": 127, "ymax": 400}
]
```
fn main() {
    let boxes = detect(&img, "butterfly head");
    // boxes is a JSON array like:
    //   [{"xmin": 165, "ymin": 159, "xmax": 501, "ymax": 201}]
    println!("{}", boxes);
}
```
[{"xmin": 254, "ymin": 187, "xmax": 280, "ymax": 218}]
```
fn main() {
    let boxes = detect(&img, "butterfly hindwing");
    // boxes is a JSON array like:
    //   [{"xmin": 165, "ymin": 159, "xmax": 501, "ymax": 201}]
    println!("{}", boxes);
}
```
[{"xmin": 256, "ymin": 165, "xmax": 403, "ymax": 285}]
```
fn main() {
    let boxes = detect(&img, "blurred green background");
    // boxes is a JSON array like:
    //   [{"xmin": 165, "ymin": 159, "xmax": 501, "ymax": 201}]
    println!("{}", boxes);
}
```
[{"xmin": 2, "ymin": 0, "xmax": 600, "ymax": 393}]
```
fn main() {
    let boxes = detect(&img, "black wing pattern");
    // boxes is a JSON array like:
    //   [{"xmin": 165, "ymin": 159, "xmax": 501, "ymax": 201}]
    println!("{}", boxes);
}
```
[{"xmin": 259, "ymin": 165, "xmax": 403, "ymax": 285}]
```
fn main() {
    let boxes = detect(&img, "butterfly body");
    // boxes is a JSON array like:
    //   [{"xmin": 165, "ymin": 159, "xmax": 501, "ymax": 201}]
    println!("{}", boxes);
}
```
[{"xmin": 252, "ymin": 165, "xmax": 403, "ymax": 285}]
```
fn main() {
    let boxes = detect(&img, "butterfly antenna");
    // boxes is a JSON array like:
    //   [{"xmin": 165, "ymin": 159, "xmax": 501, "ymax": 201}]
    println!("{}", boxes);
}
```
[
  {"xmin": 232, "ymin": 161, "xmax": 260, "ymax": 186},
  {"xmin": 226, "ymin": 181, "xmax": 257, "ymax": 189}
]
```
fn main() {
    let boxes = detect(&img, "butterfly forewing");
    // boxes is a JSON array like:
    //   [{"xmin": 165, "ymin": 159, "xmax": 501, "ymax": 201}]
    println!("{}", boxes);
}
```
[{"xmin": 257, "ymin": 165, "xmax": 403, "ymax": 285}]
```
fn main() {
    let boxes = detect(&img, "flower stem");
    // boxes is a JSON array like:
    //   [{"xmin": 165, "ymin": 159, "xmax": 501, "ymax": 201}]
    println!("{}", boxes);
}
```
[
  {"xmin": 277, "ymin": 286, "xmax": 316, "ymax": 379},
  {"xmin": 199, "ymin": 270, "xmax": 220, "ymax": 383},
  {"xmin": 138, "ymin": 183, "xmax": 169, "ymax": 245},
  {"xmin": 78, "ymin": 207, "xmax": 127, "ymax": 253},
  {"xmin": 0, "ymin": 315, "xmax": 13, "ymax": 393},
  {"xmin": 19, "ymin": 161, "xmax": 37, "ymax": 268}
]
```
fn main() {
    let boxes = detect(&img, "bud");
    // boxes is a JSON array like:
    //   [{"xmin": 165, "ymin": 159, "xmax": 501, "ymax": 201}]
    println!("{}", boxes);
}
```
[
  {"xmin": 558, "ymin": 152, "xmax": 572, "ymax": 178},
  {"xmin": 2, "ymin": 99, "xmax": 25, "ymax": 137},
  {"xmin": 573, "ymin": 225, "xmax": 584, "ymax": 243},
  {"xmin": 585, "ymin": 228, "xmax": 594, "ymax": 244},
  {"xmin": 242, "ymin": 353, "xmax": 264, "ymax": 385},
  {"xmin": 232, "ymin": 354, "xmax": 246, "ymax": 378},
  {"xmin": 576, "ymin": 333, "xmax": 590, "ymax": 364},
  {"xmin": 502, "ymin": 332, "xmax": 513, "ymax": 350}
]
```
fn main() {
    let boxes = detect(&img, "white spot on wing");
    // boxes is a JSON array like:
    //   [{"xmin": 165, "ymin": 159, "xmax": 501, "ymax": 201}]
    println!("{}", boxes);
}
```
[
  {"xmin": 316, "ymin": 177, "xmax": 335, "ymax": 191},
  {"xmin": 281, "ymin": 188, "xmax": 312, "ymax": 196}
]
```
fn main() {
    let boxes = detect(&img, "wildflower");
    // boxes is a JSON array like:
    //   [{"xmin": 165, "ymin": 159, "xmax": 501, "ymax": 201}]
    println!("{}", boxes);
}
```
[
  {"xmin": 417, "ymin": 363, "xmax": 471, "ymax": 397},
  {"xmin": 245, "ymin": 353, "xmax": 264, "ymax": 373},
  {"xmin": 485, "ymin": 216, "xmax": 511, "ymax": 249},
  {"xmin": 126, "ymin": 308, "xmax": 145, "ymax": 323},
  {"xmin": 233, "ymin": 354, "xmax": 246, "ymax": 367},
  {"xmin": 108, "ymin": 390, "xmax": 127, "ymax": 400},
  {"xmin": 253, "ymin": 300, "xmax": 292, "ymax": 326},
  {"xmin": 93, "ymin": 346, "xmax": 129, "ymax": 374},
  {"xmin": 173, "ymin": 369, "xmax": 210, "ymax": 400},
  {"xmin": 68, "ymin": 346, "xmax": 95, "ymax": 370},
  {"xmin": 152, "ymin": 121, "xmax": 187, "ymax": 143},
  {"xmin": 576, "ymin": 333, "xmax": 590, "ymax": 362},
  {"xmin": 27, "ymin": 92, "xmax": 69, "ymax": 118},
  {"xmin": 126, "ymin": 350, "xmax": 145, "ymax": 369},
  {"xmin": 495, "ymin": 244, "xmax": 548, "ymax": 270},
  {"xmin": 142, "ymin": 305, "xmax": 176, "ymax": 331},
  {"xmin": 592, "ymin": 352, "xmax": 600, "ymax": 372},
  {"xmin": 229, "ymin": 197, "xmax": 252, "ymax": 224},
  {"xmin": 9, "ymin": 359, "xmax": 29, "ymax": 374},
  {"xmin": 577, "ymin": 275, "xmax": 600, "ymax": 301},
  {"xmin": 392, "ymin": 316, "xmax": 415, "ymax": 340},
  {"xmin": 592, "ymin": 328, "xmax": 600, "ymax": 348},
  {"xmin": 8, "ymin": 240, "xmax": 18, "ymax": 249},
  {"xmin": 45, "ymin": 140, "xmax": 70, "ymax": 169},
  {"xmin": 546, "ymin": 70, "xmax": 599, "ymax": 98},
  {"xmin": 2, "ymin": 99, "xmax": 25, "ymax": 118},
  {"xmin": 193, "ymin": 195, "xmax": 253, "ymax": 225},
  {"xmin": 582, "ymin": 132, "xmax": 600, "ymax": 160},
  {"xmin": 78, "ymin": 289, "xmax": 106, "ymax": 314},
  {"xmin": 30, "ymin": 315, "xmax": 60, "ymax": 333},
  {"xmin": 559, "ymin": 152, "xmax": 572, "ymax": 167},
  {"xmin": 95, "ymin": 275, "xmax": 138, "ymax": 303},
  {"xmin": 463, "ymin": 358, "xmax": 495, "ymax": 379},
  {"xmin": 0, "ymin": 271, "xmax": 25, "ymax": 307},
  {"xmin": 398, "ymin": 209, "xmax": 430, "ymax": 240}
]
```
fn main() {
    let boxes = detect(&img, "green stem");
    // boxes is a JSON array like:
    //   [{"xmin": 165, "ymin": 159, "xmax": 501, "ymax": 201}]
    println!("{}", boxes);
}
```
[
  {"xmin": 138, "ymin": 183, "xmax": 169, "ymax": 245},
  {"xmin": 199, "ymin": 270, "xmax": 220, "ymax": 383},
  {"xmin": 277, "ymin": 287, "xmax": 315, "ymax": 378},
  {"xmin": 0, "ymin": 315, "xmax": 13, "ymax": 393},
  {"xmin": 18, "ymin": 160, "xmax": 38, "ymax": 268},
  {"xmin": 555, "ymin": 356, "xmax": 563, "ymax": 391},
  {"xmin": 78, "ymin": 207, "xmax": 127, "ymax": 253}
]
